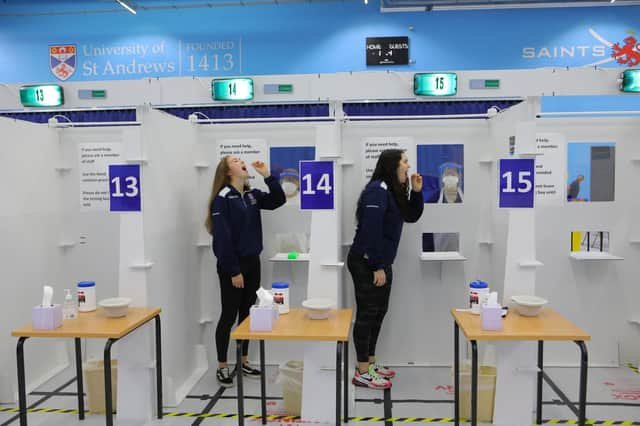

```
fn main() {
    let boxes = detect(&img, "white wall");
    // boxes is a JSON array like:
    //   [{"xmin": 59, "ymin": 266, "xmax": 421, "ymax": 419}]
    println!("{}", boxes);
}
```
[
  {"xmin": 534, "ymin": 117, "xmax": 640, "ymax": 366},
  {"xmin": 0, "ymin": 119, "xmax": 120, "ymax": 402}
]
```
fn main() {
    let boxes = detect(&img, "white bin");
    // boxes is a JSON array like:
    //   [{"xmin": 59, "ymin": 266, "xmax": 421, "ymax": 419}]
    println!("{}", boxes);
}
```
[{"xmin": 279, "ymin": 360, "xmax": 303, "ymax": 416}]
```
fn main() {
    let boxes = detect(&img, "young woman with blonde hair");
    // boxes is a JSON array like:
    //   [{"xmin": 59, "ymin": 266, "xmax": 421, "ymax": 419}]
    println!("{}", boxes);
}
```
[{"xmin": 205, "ymin": 155, "xmax": 285, "ymax": 387}]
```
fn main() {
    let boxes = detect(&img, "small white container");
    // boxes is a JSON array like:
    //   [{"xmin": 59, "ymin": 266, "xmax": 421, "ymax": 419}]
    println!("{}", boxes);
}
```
[
  {"xmin": 272, "ymin": 282, "xmax": 290, "ymax": 314},
  {"xmin": 469, "ymin": 280, "xmax": 490, "ymax": 315},
  {"xmin": 77, "ymin": 281, "xmax": 97, "ymax": 312}
]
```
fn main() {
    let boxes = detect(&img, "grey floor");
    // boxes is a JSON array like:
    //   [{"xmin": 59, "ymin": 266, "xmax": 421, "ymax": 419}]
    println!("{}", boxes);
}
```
[{"xmin": 1, "ymin": 366, "xmax": 639, "ymax": 425}]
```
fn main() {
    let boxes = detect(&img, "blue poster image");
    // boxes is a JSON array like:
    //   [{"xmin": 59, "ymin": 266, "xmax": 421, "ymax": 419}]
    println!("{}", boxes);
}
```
[
  {"xmin": 416, "ymin": 144, "xmax": 464, "ymax": 204},
  {"xmin": 567, "ymin": 142, "xmax": 615, "ymax": 202},
  {"xmin": 270, "ymin": 146, "xmax": 315, "ymax": 203}
]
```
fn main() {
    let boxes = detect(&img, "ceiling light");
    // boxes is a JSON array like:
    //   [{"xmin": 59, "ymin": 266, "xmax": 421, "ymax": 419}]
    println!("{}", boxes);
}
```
[{"xmin": 115, "ymin": 0, "xmax": 137, "ymax": 14}]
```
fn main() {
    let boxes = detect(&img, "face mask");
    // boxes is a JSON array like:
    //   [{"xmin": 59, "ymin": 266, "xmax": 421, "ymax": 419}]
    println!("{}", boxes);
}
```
[
  {"xmin": 282, "ymin": 181, "xmax": 298, "ymax": 196},
  {"xmin": 442, "ymin": 175, "xmax": 459, "ymax": 189}
]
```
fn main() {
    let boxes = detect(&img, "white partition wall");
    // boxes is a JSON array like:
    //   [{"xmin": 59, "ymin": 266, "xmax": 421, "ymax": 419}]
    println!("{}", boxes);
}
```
[{"xmin": 534, "ymin": 116, "xmax": 640, "ymax": 366}]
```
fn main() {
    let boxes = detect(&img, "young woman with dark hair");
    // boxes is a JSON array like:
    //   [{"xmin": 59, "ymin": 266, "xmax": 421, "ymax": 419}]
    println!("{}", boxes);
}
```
[
  {"xmin": 348, "ymin": 149, "xmax": 424, "ymax": 389},
  {"xmin": 205, "ymin": 155, "xmax": 286, "ymax": 387}
]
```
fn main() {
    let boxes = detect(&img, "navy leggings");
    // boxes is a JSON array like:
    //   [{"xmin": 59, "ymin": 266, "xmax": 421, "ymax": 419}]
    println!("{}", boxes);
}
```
[{"xmin": 347, "ymin": 250, "xmax": 393, "ymax": 363}]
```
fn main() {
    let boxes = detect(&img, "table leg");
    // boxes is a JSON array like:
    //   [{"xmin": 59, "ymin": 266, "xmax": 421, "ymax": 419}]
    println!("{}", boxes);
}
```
[
  {"xmin": 344, "ymin": 340, "xmax": 348, "ymax": 423},
  {"xmin": 16, "ymin": 337, "xmax": 29, "ymax": 426},
  {"xmin": 260, "ymin": 340, "xmax": 266, "ymax": 425},
  {"xmin": 336, "ymin": 342, "xmax": 342, "ymax": 426},
  {"xmin": 453, "ymin": 322, "xmax": 459, "ymax": 426},
  {"xmin": 237, "ymin": 340, "xmax": 244, "ymax": 426},
  {"xmin": 471, "ymin": 340, "xmax": 478, "ymax": 426},
  {"xmin": 536, "ymin": 340, "xmax": 543, "ymax": 424},
  {"xmin": 104, "ymin": 338, "xmax": 116, "ymax": 426},
  {"xmin": 74, "ymin": 338, "xmax": 85, "ymax": 420},
  {"xmin": 575, "ymin": 341, "xmax": 588, "ymax": 426},
  {"xmin": 154, "ymin": 315, "xmax": 163, "ymax": 419}
]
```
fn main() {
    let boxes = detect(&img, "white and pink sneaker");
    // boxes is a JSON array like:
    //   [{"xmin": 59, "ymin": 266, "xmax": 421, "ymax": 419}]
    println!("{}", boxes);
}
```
[
  {"xmin": 352, "ymin": 366, "xmax": 392, "ymax": 389},
  {"xmin": 372, "ymin": 361, "xmax": 395, "ymax": 379}
]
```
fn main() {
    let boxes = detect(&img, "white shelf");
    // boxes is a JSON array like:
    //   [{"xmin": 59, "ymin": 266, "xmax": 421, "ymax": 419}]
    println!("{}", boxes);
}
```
[
  {"xmin": 321, "ymin": 262, "xmax": 344, "ymax": 267},
  {"xmin": 269, "ymin": 252, "xmax": 310, "ymax": 262},
  {"xmin": 342, "ymin": 241, "xmax": 352, "ymax": 247},
  {"xmin": 516, "ymin": 152, "xmax": 543, "ymax": 156},
  {"xmin": 130, "ymin": 261, "xmax": 154, "ymax": 269},
  {"xmin": 478, "ymin": 240, "xmax": 494, "ymax": 245},
  {"xmin": 194, "ymin": 162, "xmax": 210, "ymax": 169},
  {"xmin": 629, "ymin": 239, "xmax": 640, "ymax": 244},
  {"xmin": 341, "ymin": 161, "xmax": 354, "ymax": 166},
  {"xmin": 319, "ymin": 154, "xmax": 342, "ymax": 159},
  {"xmin": 518, "ymin": 260, "xmax": 544, "ymax": 267},
  {"xmin": 126, "ymin": 158, "xmax": 148, "ymax": 164},
  {"xmin": 420, "ymin": 252, "xmax": 467, "ymax": 261},
  {"xmin": 477, "ymin": 159, "xmax": 493, "ymax": 165},
  {"xmin": 196, "ymin": 241, "xmax": 211, "ymax": 248},
  {"xmin": 54, "ymin": 166, "xmax": 72, "ymax": 172},
  {"xmin": 57, "ymin": 241, "xmax": 76, "ymax": 248},
  {"xmin": 569, "ymin": 252, "xmax": 624, "ymax": 261}
]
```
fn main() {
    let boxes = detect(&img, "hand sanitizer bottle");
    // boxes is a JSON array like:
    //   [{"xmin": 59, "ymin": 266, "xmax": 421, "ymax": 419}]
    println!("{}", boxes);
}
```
[{"xmin": 63, "ymin": 289, "xmax": 77, "ymax": 320}]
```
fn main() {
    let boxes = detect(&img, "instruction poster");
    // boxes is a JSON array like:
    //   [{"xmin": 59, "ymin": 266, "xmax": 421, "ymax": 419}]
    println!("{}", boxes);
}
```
[
  {"xmin": 78, "ymin": 142, "xmax": 123, "ymax": 212},
  {"xmin": 218, "ymin": 139, "xmax": 268, "ymax": 191},
  {"xmin": 362, "ymin": 137, "xmax": 413, "ymax": 183},
  {"xmin": 535, "ymin": 133, "xmax": 565, "ymax": 205}
]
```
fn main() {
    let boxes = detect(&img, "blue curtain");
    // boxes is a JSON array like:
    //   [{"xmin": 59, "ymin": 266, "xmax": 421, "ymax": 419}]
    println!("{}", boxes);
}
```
[
  {"xmin": 343, "ymin": 100, "xmax": 522, "ymax": 117},
  {"xmin": 158, "ymin": 103, "xmax": 329, "ymax": 120},
  {"xmin": 0, "ymin": 109, "xmax": 136, "ymax": 124}
]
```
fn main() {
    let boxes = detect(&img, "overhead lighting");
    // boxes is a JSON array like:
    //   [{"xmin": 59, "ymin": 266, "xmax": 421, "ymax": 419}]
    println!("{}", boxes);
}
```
[
  {"xmin": 115, "ymin": 0, "xmax": 137, "ymax": 14},
  {"xmin": 610, "ymin": 0, "xmax": 616, "ymax": 3}
]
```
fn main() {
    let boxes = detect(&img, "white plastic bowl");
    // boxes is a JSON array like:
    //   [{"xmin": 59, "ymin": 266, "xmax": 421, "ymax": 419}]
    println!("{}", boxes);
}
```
[
  {"xmin": 511, "ymin": 295, "xmax": 548, "ymax": 317},
  {"xmin": 99, "ymin": 297, "xmax": 132, "ymax": 318},
  {"xmin": 301, "ymin": 298, "xmax": 335, "ymax": 320}
]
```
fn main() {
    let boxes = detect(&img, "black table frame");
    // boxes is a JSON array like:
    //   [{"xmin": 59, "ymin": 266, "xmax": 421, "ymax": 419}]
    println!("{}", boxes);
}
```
[
  {"xmin": 453, "ymin": 322, "xmax": 589, "ymax": 426},
  {"xmin": 16, "ymin": 314, "xmax": 162, "ymax": 426},
  {"xmin": 235, "ymin": 339, "xmax": 349, "ymax": 426}
]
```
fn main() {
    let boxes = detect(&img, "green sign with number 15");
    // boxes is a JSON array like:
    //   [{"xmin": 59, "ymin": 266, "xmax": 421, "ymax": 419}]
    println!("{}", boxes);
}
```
[{"xmin": 414, "ymin": 73, "xmax": 457, "ymax": 97}]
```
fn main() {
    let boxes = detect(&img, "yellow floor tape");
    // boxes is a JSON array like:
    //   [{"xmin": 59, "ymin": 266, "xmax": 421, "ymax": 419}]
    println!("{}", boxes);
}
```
[{"xmin": 1, "ymin": 408, "xmax": 639, "ymax": 424}]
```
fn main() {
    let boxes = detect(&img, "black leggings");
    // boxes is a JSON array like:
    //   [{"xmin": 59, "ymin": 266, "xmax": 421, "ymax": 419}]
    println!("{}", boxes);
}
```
[
  {"xmin": 215, "ymin": 256, "xmax": 261, "ymax": 363},
  {"xmin": 347, "ymin": 250, "xmax": 393, "ymax": 364}
]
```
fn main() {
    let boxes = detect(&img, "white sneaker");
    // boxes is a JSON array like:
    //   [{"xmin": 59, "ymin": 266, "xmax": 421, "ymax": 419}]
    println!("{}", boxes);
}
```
[{"xmin": 352, "ymin": 366, "xmax": 392, "ymax": 389}]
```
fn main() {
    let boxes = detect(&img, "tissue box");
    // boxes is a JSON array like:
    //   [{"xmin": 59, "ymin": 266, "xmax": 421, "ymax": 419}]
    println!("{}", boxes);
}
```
[
  {"xmin": 250, "ymin": 305, "xmax": 279, "ymax": 332},
  {"xmin": 32, "ymin": 304, "xmax": 63, "ymax": 330}
]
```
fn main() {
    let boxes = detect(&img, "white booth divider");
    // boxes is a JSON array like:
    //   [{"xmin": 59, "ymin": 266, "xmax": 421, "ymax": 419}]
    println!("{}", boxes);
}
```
[{"xmin": 1, "ymin": 72, "xmax": 639, "ymax": 410}]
